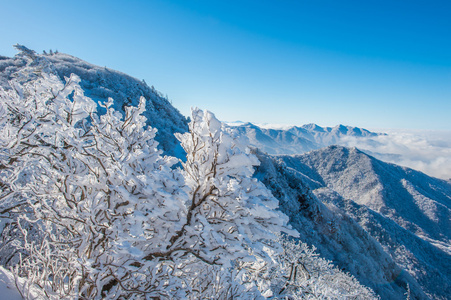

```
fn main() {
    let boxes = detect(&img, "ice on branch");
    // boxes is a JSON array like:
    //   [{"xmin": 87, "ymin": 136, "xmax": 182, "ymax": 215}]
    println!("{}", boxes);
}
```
[{"xmin": 0, "ymin": 71, "xmax": 376, "ymax": 299}]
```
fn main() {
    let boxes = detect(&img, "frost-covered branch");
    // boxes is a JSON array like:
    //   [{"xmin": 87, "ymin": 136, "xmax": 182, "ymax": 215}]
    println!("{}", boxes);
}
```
[{"xmin": 0, "ymin": 72, "xmax": 371, "ymax": 299}]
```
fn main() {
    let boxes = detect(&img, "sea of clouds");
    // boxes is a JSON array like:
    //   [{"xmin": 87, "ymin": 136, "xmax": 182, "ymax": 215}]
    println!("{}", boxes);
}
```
[{"xmin": 340, "ymin": 129, "xmax": 451, "ymax": 181}]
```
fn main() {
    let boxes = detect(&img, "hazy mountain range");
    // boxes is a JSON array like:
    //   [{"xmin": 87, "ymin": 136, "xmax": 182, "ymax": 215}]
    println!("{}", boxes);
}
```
[
  {"xmin": 227, "ymin": 122, "xmax": 451, "ymax": 182},
  {"xmin": 1, "ymin": 46, "xmax": 450, "ymax": 299},
  {"xmin": 227, "ymin": 121, "xmax": 383, "ymax": 155}
]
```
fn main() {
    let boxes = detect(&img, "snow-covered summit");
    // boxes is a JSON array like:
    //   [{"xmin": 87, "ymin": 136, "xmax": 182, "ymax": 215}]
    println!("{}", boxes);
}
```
[
  {"xmin": 0, "ymin": 45, "xmax": 188, "ymax": 156},
  {"xmin": 301, "ymin": 123, "xmax": 326, "ymax": 132}
]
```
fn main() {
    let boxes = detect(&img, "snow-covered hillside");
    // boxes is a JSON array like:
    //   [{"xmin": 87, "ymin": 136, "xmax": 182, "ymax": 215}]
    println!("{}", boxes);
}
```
[
  {"xmin": 276, "ymin": 146, "xmax": 451, "ymax": 299},
  {"xmin": 0, "ymin": 45, "xmax": 188, "ymax": 156},
  {"xmin": 289, "ymin": 146, "xmax": 451, "ymax": 243}
]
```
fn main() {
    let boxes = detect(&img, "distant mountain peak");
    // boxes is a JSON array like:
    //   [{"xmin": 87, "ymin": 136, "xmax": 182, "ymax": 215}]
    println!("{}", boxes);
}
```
[{"xmin": 301, "ymin": 123, "xmax": 325, "ymax": 132}]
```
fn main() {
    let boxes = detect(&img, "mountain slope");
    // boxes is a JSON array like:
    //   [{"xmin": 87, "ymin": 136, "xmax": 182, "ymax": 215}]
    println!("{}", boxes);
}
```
[
  {"xmin": 0, "ymin": 46, "xmax": 188, "ymax": 156},
  {"xmin": 316, "ymin": 188, "xmax": 450, "ymax": 300},
  {"xmin": 279, "ymin": 146, "xmax": 451, "ymax": 299},
  {"xmin": 254, "ymin": 152, "xmax": 426, "ymax": 299},
  {"xmin": 291, "ymin": 146, "xmax": 451, "ymax": 245}
]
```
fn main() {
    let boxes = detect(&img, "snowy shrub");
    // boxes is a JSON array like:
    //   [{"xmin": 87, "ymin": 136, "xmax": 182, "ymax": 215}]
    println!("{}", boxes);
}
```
[
  {"xmin": 0, "ymin": 73, "xmax": 299, "ymax": 299},
  {"xmin": 269, "ymin": 234, "xmax": 379, "ymax": 299},
  {"xmin": 0, "ymin": 71, "xmax": 379, "ymax": 299},
  {"xmin": 172, "ymin": 108, "xmax": 296, "ymax": 266},
  {"xmin": 167, "ymin": 108, "xmax": 299, "ymax": 298},
  {"xmin": 0, "ymin": 72, "xmax": 189, "ymax": 298}
]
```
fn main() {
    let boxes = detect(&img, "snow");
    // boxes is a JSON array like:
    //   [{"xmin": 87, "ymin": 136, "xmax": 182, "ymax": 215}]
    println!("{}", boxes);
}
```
[
  {"xmin": 0, "ymin": 267, "xmax": 22, "ymax": 300},
  {"xmin": 225, "ymin": 121, "xmax": 382, "ymax": 156},
  {"xmin": 254, "ymin": 152, "xmax": 420, "ymax": 299}
]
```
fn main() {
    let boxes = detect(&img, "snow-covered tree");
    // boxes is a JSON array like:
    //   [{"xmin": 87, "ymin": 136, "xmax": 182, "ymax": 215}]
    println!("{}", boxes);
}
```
[
  {"xmin": 268, "ymin": 234, "xmax": 379, "ymax": 299},
  {"xmin": 135, "ymin": 108, "xmax": 298, "ymax": 298},
  {"xmin": 169, "ymin": 108, "xmax": 296, "ymax": 265},
  {"xmin": 0, "ymin": 74, "xmax": 299, "ymax": 299},
  {"xmin": 0, "ymin": 73, "xmax": 187, "ymax": 299},
  {"xmin": 0, "ymin": 70, "xmax": 378, "ymax": 299}
]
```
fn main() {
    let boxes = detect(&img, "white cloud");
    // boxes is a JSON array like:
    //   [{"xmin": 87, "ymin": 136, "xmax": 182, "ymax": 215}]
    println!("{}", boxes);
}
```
[{"xmin": 339, "ymin": 129, "xmax": 451, "ymax": 180}]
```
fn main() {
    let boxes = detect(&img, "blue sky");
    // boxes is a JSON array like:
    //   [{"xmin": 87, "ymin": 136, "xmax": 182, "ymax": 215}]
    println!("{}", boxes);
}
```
[{"xmin": 1, "ymin": 0, "xmax": 450, "ymax": 130}]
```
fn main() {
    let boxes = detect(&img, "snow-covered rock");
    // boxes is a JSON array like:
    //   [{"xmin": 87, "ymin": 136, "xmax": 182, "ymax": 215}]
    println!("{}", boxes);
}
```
[{"xmin": 0, "ymin": 267, "xmax": 23, "ymax": 300}]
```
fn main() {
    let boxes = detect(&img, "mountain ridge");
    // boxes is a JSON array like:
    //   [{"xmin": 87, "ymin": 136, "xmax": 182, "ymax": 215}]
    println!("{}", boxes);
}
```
[
  {"xmin": 0, "ymin": 46, "xmax": 188, "ymax": 156},
  {"xmin": 227, "ymin": 121, "xmax": 384, "ymax": 155},
  {"xmin": 277, "ymin": 145, "xmax": 451, "ymax": 299}
]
